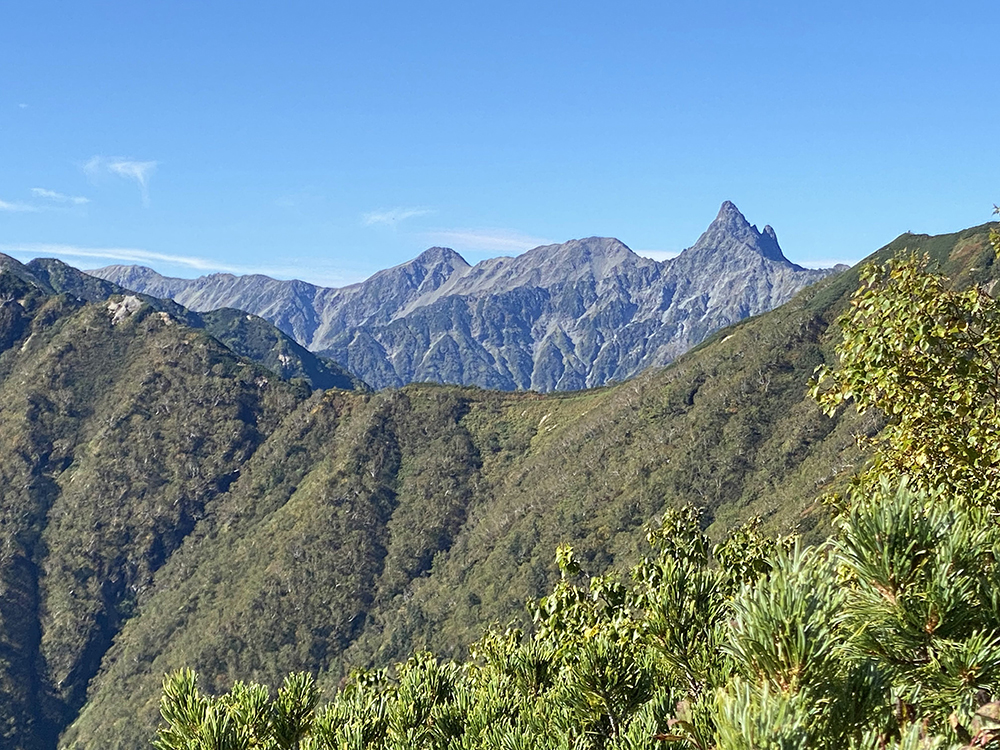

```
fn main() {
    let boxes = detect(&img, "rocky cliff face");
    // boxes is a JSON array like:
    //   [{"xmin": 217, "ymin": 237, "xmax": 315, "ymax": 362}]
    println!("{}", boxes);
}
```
[{"xmin": 90, "ymin": 202, "xmax": 838, "ymax": 390}]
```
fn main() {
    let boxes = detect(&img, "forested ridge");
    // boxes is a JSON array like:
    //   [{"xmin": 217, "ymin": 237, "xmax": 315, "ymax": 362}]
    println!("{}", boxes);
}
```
[{"xmin": 0, "ymin": 222, "xmax": 996, "ymax": 749}]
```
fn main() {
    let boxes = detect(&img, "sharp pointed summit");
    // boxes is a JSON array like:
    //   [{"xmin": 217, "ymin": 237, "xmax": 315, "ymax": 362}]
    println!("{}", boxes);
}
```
[
  {"xmin": 716, "ymin": 199, "xmax": 748, "ymax": 224},
  {"xmin": 758, "ymin": 226, "xmax": 787, "ymax": 263},
  {"xmin": 410, "ymin": 246, "xmax": 470, "ymax": 270},
  {"xmin": 684, "ymin": 201, "xmax": 790, "ymax": 264}
]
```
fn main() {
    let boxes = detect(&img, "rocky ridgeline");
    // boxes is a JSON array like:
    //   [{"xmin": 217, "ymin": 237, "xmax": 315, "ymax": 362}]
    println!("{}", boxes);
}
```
[{"xmin": 91, "ymin": 202, "xmax": 839, "ymax": 391}]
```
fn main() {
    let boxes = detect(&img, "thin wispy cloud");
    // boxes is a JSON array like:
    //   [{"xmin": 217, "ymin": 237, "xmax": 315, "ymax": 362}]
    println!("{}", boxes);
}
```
[
  {"xmin": 0, "ymin": 198, "xmax": 39, "ymax": 213},
  {"xmin": 0, "ymin": 243, "xmax": 241, "ymax": 273},
  {"xmin": 0, "ymin": 243, "xmax": 365, "ymax": 286},
  {"xmin": 424, "ymin": 228, "xmax": 552, "ymax": 255},
  {"xmin": 18, "ymin": 103, "xmax": 28, "ymax": 109},
  {"xmin": 31, "ymin": 187, "xmax": 90, "ymax": 205},
  {"xmin": 274, "ymin": 190, "xmax": 327, "ymax": 212},
  {"xmin": 362, "ymin": 207, "xmax": 433, "ymax": 227},
  {"xmin": 84, "ymin": 156, "xmax": 158, "ymax": 205}
]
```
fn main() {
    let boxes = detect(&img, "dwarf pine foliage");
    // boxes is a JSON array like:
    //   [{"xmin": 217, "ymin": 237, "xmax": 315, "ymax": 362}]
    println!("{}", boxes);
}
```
[{"xmin": 154, "ymin": 256, "xmax": 1000, "ymax": 749}]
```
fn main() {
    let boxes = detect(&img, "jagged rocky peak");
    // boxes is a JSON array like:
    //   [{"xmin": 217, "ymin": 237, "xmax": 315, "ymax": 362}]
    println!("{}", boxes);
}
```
[
  {"xmin": 716, "ymin": 199, "xmax": 744, "ymax": 222},
  {"xmin": 412, "ymin": 246, "xmax": 470, "ymax": 270},
  {"xmin": 688, "ymin": 201, "xmax": 790, "ymax": 263},
  {"xmin": 374, "ymin": 246, "xmax": 470, "ymax": 284},
  {"xmin": 757, "ymin": 224, "xmax": 785, "ymax": 263},
  {"xmin": 370, "ymin": 246, "xmax": 471, "ymax": 293},
  {"xmin": 82, "ymin": 201, "xmax": 838, "ymax": 392}
]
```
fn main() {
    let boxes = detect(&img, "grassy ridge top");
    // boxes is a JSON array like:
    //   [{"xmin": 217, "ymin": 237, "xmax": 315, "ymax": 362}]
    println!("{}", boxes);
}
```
[{"xmin": 26, "ymin": 257, "xmax": 363, "ymax": 392}]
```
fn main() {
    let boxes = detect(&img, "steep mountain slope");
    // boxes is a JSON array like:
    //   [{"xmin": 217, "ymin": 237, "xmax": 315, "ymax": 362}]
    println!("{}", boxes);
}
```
[
  {"xmin": 3, "ymin": 222, "xmax": 993, "ymax": 749},
  {"xmin": 91, "ymin": 246, "xmax": 471, "ymax": 348},
  {"xmin": 90, "ymin": 203, "xmax": 836, "ymax": 390},
  {"xmin": 24, "ymin": 257, "xmax": 363, "ymax": 392},
  {"xmin": 70, "ymin": 223, "xmax": 997, "ymax": 749},
  {"xmin": 0, "ymin": 271, "xmax": 310, "ymax": 750}
]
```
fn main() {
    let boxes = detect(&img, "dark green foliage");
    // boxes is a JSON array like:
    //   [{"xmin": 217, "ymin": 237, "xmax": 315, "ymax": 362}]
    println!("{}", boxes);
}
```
[
  {"xmin": 838, "ymin": 480, "xmax": 1000, "ymax": 728},
  {"xmin": 152, "ymin": 483, "xmax": 1000, "ymax": 750},
  {"xmin": 0, "ymin": 276, "xmax": 307, "ymax": 750},
  {"xmin": 7, "ymin": 238, "xmax": 884, "ymax": 748},
  {"xmin": 27, "ymin": 258, "xmax": 160, "ymax": 312},
  {"xmin": 198, "ymin": 308, "xmax": 365, "ymax": 392},
  {"xmin": 57, "ymin": 271, "xmax": 872, "ymax": 748},
  {"xmin": 153, "ymin": 668, "xmax": 320, "ymax": 750}
]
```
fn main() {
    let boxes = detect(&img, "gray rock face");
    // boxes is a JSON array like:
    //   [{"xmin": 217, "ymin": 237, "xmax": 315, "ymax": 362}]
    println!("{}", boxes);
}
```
[{"xmin": 90, "ymin": 203, "xmax": 839, "ymax": 391}]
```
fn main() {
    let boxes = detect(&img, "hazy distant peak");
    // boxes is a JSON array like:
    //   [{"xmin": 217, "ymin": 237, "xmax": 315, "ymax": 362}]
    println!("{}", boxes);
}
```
[
  {"xmin": 87, "ymin": 264, "xmax": 191, "ymax": 299},
  {"xmin": 91, "ymin": 264, "xmax": 165, "ymax": 282}
]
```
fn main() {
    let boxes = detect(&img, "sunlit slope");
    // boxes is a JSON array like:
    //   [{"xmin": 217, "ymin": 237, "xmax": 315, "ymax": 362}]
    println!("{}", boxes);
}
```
[
  {"xmin": 62, "ymin": 266, "xmax": 874, "ymax": 747},
  {"xmin": 27, "ymin": 257, "xmax": 363, "ymax": 391},
  {"xmin": 3, "ymin": 220, "xmax": 992, "ymax": 749}
]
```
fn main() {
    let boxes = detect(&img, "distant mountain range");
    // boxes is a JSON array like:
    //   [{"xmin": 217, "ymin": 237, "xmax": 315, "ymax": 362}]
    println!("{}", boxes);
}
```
[{"xmin": 91, "ymin": 202, "xmax": 844, "ymax": 391}]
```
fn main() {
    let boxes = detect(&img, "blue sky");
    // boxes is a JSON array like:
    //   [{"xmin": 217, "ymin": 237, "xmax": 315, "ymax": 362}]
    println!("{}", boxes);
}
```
[{"xmin": 1, "ymin": 1, "xmax": 997, "ymax": 286}]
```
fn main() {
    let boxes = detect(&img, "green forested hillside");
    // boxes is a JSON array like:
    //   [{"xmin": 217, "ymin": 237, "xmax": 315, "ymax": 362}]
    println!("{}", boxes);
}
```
[
  {"xmin": 0, "ymin": 283, "xmax": 307, "ymax": 749},
  {"xmin": 152, "ymin": 479, "xmax": 1000, "ymax": 750},
  {"xmin": 60, "ymin": 264, "xmax": 880, "ymax": 746},
  {"xmin": 1, "ymin": 224, "xmax": 997, "ymax": 749}
]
